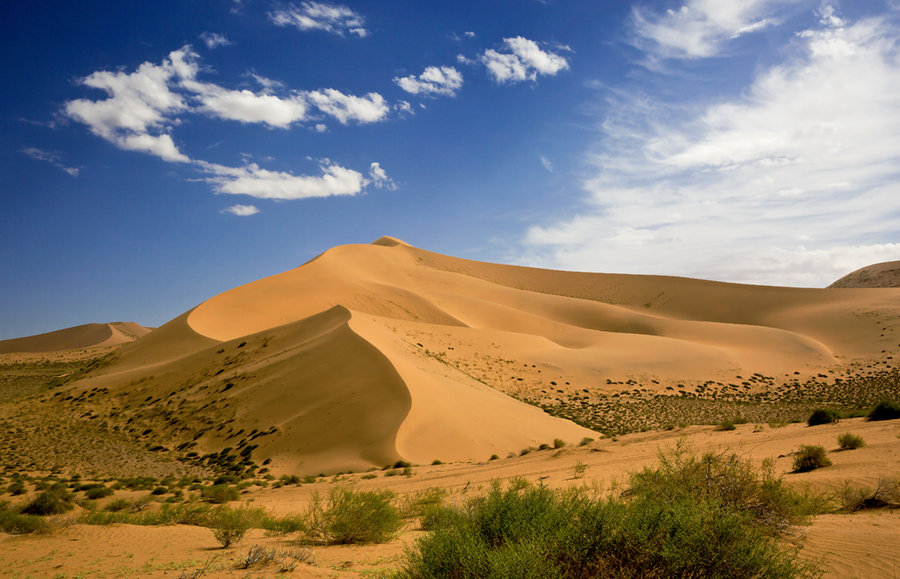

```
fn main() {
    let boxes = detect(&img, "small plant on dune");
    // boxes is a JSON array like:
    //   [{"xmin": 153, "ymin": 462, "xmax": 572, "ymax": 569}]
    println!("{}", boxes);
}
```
[
  {"xmin": 6, "ymin": 479, "xmax": 26, "ymax": 496},
  {"xmin": 302, "ymin": 486, "xmax": 401, "ymax": 544},
  {"xmin": 553, "ymin": 438, "xmax": 567, "ymax": 449},
  {"xmin": 201, "ymin": 483, "xmax": 240, "ymax": 504},
  {"xmin": 84, "ymin": 485, "xmax": 114, "ymax": 500},
  {"xmin": 0, "ymin": 502, "xmax": 47, "ymax": 534},
  {"xmin": 868, "ymin": 400, "xmax": 900, "ymax": 421},
  {"xmin": 838, "ymin": 478, "xmax": 900, "ymax": 512},
  {"xmin": 21, "ymin": 485, "xmax": 74, "ymax": 516},
  {"xmin": 211, "ymin": 506, "xmax": 255, "ymax": 548},
  {"xmin": 837, "ymin": 432, "xmax": 865, "ymax": 450},
  {"xmin": 578, "ymin": 437, "xmax": 595, "ymax": 447},
  {"xmin": 792, "ymin": 445, "xmax": 832, "ymax": 473},
  {"xmin": 807, "ymin": 408, "xmax": 841, "ymax": 426},
  {"xmin": 717, "ymin": 419, "xmax": 736, "ymax": 431},
  {"xmin": 573, "ymin": 460, "xmax": 588, "ymax": 479}
]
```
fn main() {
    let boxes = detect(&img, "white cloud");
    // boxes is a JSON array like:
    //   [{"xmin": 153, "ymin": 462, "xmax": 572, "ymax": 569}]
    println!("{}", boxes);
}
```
[
  {"xmin": 394, "ymin": 66, "xmax": 463, "ymax": 97},
  {"xmin": 182, "ymin": 79, "xmax": 309, "ymax": 128},
  {"xmin": 199, "ymin": 160, "xmax": 370, "ymax": 200},
  {"xmin": 539, "ymin": 154, "xmax": 554, "ymax": 172},
  {"xmin": 369, "ymin": 162, "xmax": 396, "ymax": 190},
  {"xmin": 523, "ymin": 9, "xmax": 900, "ymax": 287},
  {"xmin": 304, "ymin": 89, "xmax": 389, "ymax": 124},
  {"xmin": 315, "ymin": 123, "xmax": 328, "ymax": 132},
  {"xmin": 64, "ymin": 47, "xmax": 195, "ymax": 162},
  {"xmin": 199, "ymin": 32, "xmax": 232, "ymax": 49},
  {"xmin": 632, "ymin": 0, "xmax": 800, "ymax": 59},
  {"xmin": 465, "ymin": 31, "xmax": 476, "ymax": 38},
  {"xmin": 21, "ymin": 147, "xmax": 80, "ymax": 176},
  {"xmin": 223, "ymin": 204, "xmax": 260, "ymax": 216},
  {"xmin": 481, "ymin": 37, "xmax": 570, "ymax": 83},
  {"xmin": 269, "ymin": 2, "xmax": 368, "ymax": 37}
]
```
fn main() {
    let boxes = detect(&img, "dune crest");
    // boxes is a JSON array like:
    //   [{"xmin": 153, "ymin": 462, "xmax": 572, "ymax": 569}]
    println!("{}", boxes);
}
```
[
  {"xmin": 65, "ymin": 238, "xmax": 899, "ymax": 474},
  {"xmin": 0, "ymin": 322, "xmax": 151, "ymax": 354}
]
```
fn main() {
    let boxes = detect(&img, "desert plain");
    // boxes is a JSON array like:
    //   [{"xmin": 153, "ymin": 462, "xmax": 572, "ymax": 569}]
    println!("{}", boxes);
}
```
[{"xmin": 1, "ymin": 238, "xmax": 899, "ymax": 577}]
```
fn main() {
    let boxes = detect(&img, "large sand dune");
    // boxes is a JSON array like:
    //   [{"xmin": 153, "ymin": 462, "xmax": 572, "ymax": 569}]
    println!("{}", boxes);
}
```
[
  {"xmin": 0, "ymin": 322, "xmax": 150, "ymax": 354},
  {"xmin": 65, "ymin": 238, "xmax": 900, "ymax": 474}
]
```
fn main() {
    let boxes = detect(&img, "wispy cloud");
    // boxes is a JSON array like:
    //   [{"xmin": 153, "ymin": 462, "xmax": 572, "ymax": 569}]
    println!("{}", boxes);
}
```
[
  {"xmin": 481, "ymin": 37, "xmax": 570, "ymax": 83},
  {"xmin": 632, "ymin": 0, "xmax": 801, "ymax": 59},
  {"xmin": 223, "ymin": 204, "xmax": 260, "ymax": 216},
  {"xmin": 21, "ymin": 147, "xmax": 80, "ymax": 176},
  {"xmin": 269, "ymin": 2, "xmax": 368, "ymax": 37},
  {"xmin": 524, "ymin": 7, "xmax": 900, "ymax": 287},
  {"xmin": 539, "ymin": 154, "xmax": 554, "ymax": 173},
  {"xmin": 394, "ymin": 66, "xmax": 463, "ymax": 97},
  {"xmin": 199, "ymin": 32, "xmax": 232, "ymax": 49},
  {"xmin": 368, "ymin": 162, "xmax": 396, "ymax": 190}
]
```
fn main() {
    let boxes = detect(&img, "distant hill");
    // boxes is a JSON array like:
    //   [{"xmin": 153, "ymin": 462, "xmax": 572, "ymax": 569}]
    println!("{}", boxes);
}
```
[
  {"xmin": 0, "ymin": 322, "xmax": 152, "ymax": 354},
  {"xmin": 828, "ymin": 261, "xmax": 900, "ymax": 288}
]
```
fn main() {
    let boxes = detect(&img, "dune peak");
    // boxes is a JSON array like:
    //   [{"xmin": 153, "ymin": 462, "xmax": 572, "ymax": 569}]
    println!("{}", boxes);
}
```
[{"xmin": 371, "ymin": 236, "xmax": 411, "ymax": 247}]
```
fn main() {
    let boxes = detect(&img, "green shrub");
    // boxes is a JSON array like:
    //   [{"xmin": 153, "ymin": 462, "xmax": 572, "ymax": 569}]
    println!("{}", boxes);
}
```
[
  {"xmin": 792, "ymin": 445, "xmax": 832, "ymax": 473},
  {"xmin": 211, "ymin": 507, "xmax": 253, "ymax": 548},
  {"xmin": 578, "ymin": 437, "xmax": 595, "ymax": 447},
  {"xmin": 837, "ymin": 433, "xmax": 865, "ymax": 450},
  {"xmin": 807, "ymin": 409, "xmax": 840, "ymax": 426},
  {"xmin": 6, "ymin": 480, "xmax": 26, "ymax": 496},
  {"xmin": 202, "ymin": 484, "xmax": 240, "ymax": 504},
  {"xmin": 0, "ymin": 504, "xmax": 47, "ymax": 534},
  {"xmin": 868, "ymin": 400, "xmax": 900, "ymax": 421},
  {"xmin": 21, "ymin": 486, "xmax": 74, "ymax": 516},
  {"xmin": 399, "ymin": 458, "xmax": 818, "ymax": 579},
  {"xmin": 84, "ymin": 485, "xmax": 114, "ymax": 500},
  {"xmin": 553, "ymin": 438, "xmax": 566, "ymax": 449},
  {"xmin": 718, "ymin": 420, "xmax": 736, "ymax": 431},
  {"xmin": 303, "ymin": 486, "xmax": 401, "ymax": 544}
]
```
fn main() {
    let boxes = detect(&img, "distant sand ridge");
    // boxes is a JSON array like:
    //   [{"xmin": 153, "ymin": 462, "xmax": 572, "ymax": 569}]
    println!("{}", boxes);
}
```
[
  {"xmin": 44, "ymin": 238, "xmax": 900, "ymax": 474},
  {"xmin": 0, "ymin": 322, "xmax": 150, "ymax": 354}
]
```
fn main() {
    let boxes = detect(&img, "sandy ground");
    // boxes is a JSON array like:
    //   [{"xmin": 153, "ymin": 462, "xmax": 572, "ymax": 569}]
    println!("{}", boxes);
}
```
[{"xmin": 1, "ymin": 418, "xmax": 898, "ymax": 577}]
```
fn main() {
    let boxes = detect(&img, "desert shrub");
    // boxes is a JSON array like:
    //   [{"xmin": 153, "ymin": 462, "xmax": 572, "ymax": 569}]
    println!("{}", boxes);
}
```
[
  {"xmin": 838, "ymin": 478, "xmax": 900, "ymax": 511},
  {"xmin": 211, "ymin": 507, "xmax": 253, "ymax": 548},
  {"xmin": 6, "ymin": 479, "xmax": 26, "ymax": 496},
  {"xmin": 792, "ymin": 445, "xmax": 832, "ymax": 473},
  {"xmin": 84, "ymin": 485, "xmax": 114, "ymax": 500},
  {"xmin": 401, "ymin": 488, "xmax": 447, "ymax": 521},
  {"xmin": 807, "ymin": 408, "xmax": 841, "ymax": 426},
  {"xmin": 718, "ymin": 420, "xmax": 736, "ymax": 431},
  {"xmin": 578, "ymin": 437, "xmax": 595, "ymax": 447},
  {"xmin": 868, "ymin": 400, "xmax": 900, "ymax": 421},
  {"xmin": 202, "ymin": 483, "xmax": 240, "ymax": 503},
  {"xmin": 302, "ymin": 486, "xmax": 401, "ymax": 544},
  {"xmin": 0, "ymin": 503, "xmax": 47, "ymax": 534},
  {"xmin": 399, "ymin": 462, "xmax": 818, "ymax": 579},
  {"xmin": 262, "ymin": 512, "xmax": 306, "ymax": 536},
  {"xmin": 837, "ymin": 433, "xmax": 865, "ymax": 450},
  {"xmin": 553, "ymin": 438, "xmax": 567, "ymax": 449},
  {"xmin": 104, "ymin": 498, "xmax": 133, "ymax": 512},
  {"xmin": 21, "ymin": 486, "xmax": 74, "ymax": 516}
]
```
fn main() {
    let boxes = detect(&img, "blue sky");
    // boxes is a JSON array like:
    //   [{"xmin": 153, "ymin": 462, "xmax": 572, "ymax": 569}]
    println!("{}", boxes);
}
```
[{"xmin": 2, "ymin": 1, "xmax": 899, "ymax": 339}]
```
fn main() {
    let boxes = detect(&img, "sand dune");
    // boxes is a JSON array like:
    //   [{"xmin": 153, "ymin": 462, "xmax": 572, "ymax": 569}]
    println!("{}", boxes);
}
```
[
  {"xmin": 61, "ymin": 238, "xmax": 899, "ymax": 475},
  {"xmin": 0, "ymin": 322, "xmax": 151, "ymax": 354},
  {"xmin": 829, "ymin": 260, "xmax": 900, "ymax": 288}
]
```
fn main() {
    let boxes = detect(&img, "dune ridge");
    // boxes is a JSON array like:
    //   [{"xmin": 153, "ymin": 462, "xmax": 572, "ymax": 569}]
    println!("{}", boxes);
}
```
[
  {"xmin": 63, "ymin": 239, "xmax": 899, "ymax": 474},
  {"xmin": 0, "ymin": 322, "xmax": 151, "ymax": 354}
]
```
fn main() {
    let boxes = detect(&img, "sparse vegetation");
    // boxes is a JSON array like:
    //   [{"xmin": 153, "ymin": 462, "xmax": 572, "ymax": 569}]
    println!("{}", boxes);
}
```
[
  {"xmin": 792, "ymin": 445, "xmax": 832, "ymax": 473},
  {"xmin": 302, "ymin": 486, "xmax": 401, "ymax": 544},
  {"xmin": 837, "ymin": 432, "xmax": 865, "ymax": 450},
  {"xmin": 201, "ymin": 483, "xmax": 240, "ymax": 504},
  {"xmin": 400, "ymin": 449, "xmax": 820, "ymax": 578},
  {"xmin": 21, "ymin": 485, "xmax": 74, "ymax": 516},
  {"xmin": 807, "ymin": 408, "xmax": 841, "ymax": 427},
  {"xmin": 868, "ymin": 400, "xmax": 900, "ymax": 421},
  {"xmin": 211, "ymin": 506, "xmax": 255, "ymax": 548}
]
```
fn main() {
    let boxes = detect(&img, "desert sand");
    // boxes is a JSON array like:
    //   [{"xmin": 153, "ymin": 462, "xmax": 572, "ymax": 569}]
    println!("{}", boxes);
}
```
[{"xmin": 1, "ymin": 237, "xmax": 899, "ymax": 576}]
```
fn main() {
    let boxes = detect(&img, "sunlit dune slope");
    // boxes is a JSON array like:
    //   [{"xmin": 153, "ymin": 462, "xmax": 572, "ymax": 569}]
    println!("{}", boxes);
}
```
[
  {"xmin": 73, "ymin": 237, "xmax": 899, "ymax": 474},
  {"xmin": 0, "ymin": 322, "xmax": 151, "ymax": 354}
]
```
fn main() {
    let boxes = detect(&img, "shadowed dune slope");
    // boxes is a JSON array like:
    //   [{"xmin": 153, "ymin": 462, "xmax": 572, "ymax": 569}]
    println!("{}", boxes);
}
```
[
  {"xmin": 828, "ymin": 260, "xmax": 900, "ymax": 288},
  {"xmin": 0, "ymin": 322, "xmax": 151, "ymax": 353}
]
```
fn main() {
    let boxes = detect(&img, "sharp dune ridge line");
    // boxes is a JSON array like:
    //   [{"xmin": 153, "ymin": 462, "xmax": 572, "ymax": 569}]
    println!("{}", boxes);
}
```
[{"xmin": 54, "ymin": 236, "xmax": 897, "ymax": 475}]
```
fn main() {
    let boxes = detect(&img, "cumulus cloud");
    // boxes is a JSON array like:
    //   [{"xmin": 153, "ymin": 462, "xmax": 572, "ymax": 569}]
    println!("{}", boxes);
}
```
[
  {"xmin": 481, "ymin": 37, "xmax": 570, "ymax": 83},
  {"xmin": 632, "ymin": 0, "xmax": 798, "ymax": 59},
  {"xmin": 21, "ymin": 147, "xmax": 80, "ymax": 176},
  {"xmin": 394, "ymin": 66, "xmax": 463, "ymax": 97},
  {"xmin": 304, "ymin": 89, "xmax": 389, "ymax": 124},
  {"xmin": 269, "ymin": 2, "xmax": 368, "ymax": 37},
  {"xmin": 64, "ymin": 47, "xmax": 194, "ymax": 162},
  {"xmin": 523, "ymin": 8, "xmax": 900, "ymax": 287},
  {"xmin": 199, "ymin": 160, "xmax": 370, "ymax": 200},
  {"xmin": 199, "ymin": 32, "xmax": 232, "ymax": 49},
  {"xmin": 223, "ymin": 204, "xmax": 260, "ymax": 216},
  {"xmin": 369, "ymin": 162, "xmax": 396, "ymax": 190},
  {"xmin": 182, "ymin": 78, "xmax": 309, "ymax": 128}
]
